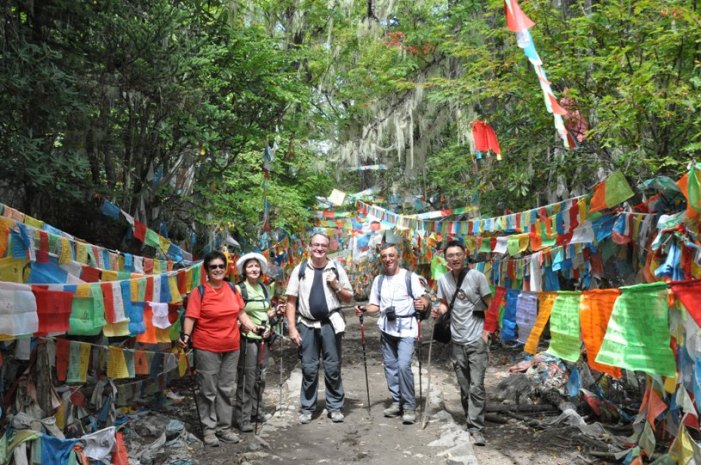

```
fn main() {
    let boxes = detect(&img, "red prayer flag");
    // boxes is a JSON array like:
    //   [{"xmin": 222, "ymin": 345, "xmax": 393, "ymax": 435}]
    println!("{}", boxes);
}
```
[
  {"xmin": 37, "ymin": 231, "xmax": 50, "ymax": 263},
  {"xmin": 101, "ymin": 283, "xmax": 116, "ymax": 323},
  {"xmin": 504, "ymin": 0, "xmax": 535, "ymax": 32},
  {"xmin": 646, "ymin": 388, "xmax": 668, "ymax": 430},
  {"xmin": 81, "ymin": 266, "xmax": 101, "ymax": 283},
  {"xmin": 134, "ymin": 221, "xmax": 147, "ymax": 242},
  {"xmin": 33, "ymin": 287, "xmax": 73, "ymax": 335},
  {"xmin": 485, "ymin": 286, "xmax": 507, "ymax": 333},
  {"xmin": 671, "ymin": 280, "xmax": 701, "ymax": 327},
  {"xmin": 55, "ymin": 338, "xmax": 70, "ymax": 382}
]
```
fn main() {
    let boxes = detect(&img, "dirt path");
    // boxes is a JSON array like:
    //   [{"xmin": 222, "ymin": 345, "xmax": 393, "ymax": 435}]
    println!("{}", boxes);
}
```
[{"xmin": 184, "ymin": 307, "xmax": 613, "ymax": 465}]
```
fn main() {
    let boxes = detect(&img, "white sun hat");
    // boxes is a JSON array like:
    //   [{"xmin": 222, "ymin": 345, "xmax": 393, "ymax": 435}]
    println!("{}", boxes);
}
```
[{"xmin": 236, "ymin": 252, "xmax": 269, "ymax": 275}]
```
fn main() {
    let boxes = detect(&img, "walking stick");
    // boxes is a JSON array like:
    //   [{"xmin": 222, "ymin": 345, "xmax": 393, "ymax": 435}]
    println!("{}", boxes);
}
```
[
  {"xmin": 416, "ymin": 312, "xmax": 422, "ymax": 408},
  {"xmin": 420, "ymin": 317, "xmax": 436, "ymax": 430},
  {"xmin": 253, "ymin": 320, "xmax": 268, "ymax": 435},
  {"xmin": 184, "ymin": 349, "xmax": 205, "ymax": 440},
  {"xmin": 277, "ymin": 318, "xmax": 284, "ymax": 412},
  {"xmin": 359, "ymin": 313, "xmax": 372, "ymax": 417},
  {"xmin": 254, "ymin": 320, "xmax": 268, "ymax": 435}
]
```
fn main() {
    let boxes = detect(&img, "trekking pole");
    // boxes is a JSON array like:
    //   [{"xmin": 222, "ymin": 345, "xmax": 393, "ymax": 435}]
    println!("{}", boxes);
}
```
[
  {"xmin": 184, "ymin": 349, "xmax": 205, "ymax": 440},
  {"xmin": 416, "ymin": 312, "xmax": 422, "ymax": 407},
  {"xmin": 254, "ymin": 320, "xmax": 268, "ymax": 435},
  {"xmin": 277, "ymin": 318, "xmax": 284, "ymax": 412},
  {"xmin": 276, "ymin": 302, "xmax": 285, "ymax": 414},
  {"xmin": 420, "ymin": 316, "xmax": 436, "ymax": 430},
  {"xmin": 359, "ymin": 312, "xmax": 372, "ymax": 417}
]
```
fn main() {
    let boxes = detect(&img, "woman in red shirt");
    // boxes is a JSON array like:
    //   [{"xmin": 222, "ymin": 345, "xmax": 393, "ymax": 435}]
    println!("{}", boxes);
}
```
[{"xmin": 180, "ymin": 251, "xmax": 259, "ymax": 447}]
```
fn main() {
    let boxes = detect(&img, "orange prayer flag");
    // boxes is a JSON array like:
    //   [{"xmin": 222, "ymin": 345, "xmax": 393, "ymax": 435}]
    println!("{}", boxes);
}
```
[
  {"xmin": 524, "ymin": 292, "xmax": 557, "ymax": 354},
  {"xmin": 646, "ymin": 388, "xmax": 668, "ymax": 430},
  {"xmin": 580, "ymin": 289, "xmax": 622, "ymax": 378}
]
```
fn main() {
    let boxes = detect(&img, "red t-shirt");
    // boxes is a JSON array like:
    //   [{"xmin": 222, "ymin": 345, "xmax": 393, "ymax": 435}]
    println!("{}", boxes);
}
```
[{"xmin": 185, "ymin": 282, "xmax": 245, "ymax": 352}]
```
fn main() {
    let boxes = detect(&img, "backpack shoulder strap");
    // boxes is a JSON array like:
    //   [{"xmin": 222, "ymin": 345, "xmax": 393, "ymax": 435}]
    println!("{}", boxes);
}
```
[
  {"xmin": 298, "ymin": 260, "xmax": 308, "ymax": 281},
  {"xmin": 238, "ymin": 281, "xmax": 249, "ymax": 302},
  {"xmin": 226, "ymin": 281, "xmax": 238, "ymax": 294},
  {"xmin": 260, "ymin": 283, "xmax": 270, "ymax": 302},
  {"xmin": 198, "ymin": 284, "xmax": 205, "ymax": 304},
  {"xmin": 329, "ymin": 260, "xmax": 340, "ymax": 280},
  {"xmin": 405, "ymin": 271, "xmax": 414, "ymax": 299},
  {"xmin": 376, "ymin": 274, "xmax": 385, "ymax": 302},
  {"xmin": 447, "ymin": 268, "xmax": 469, "ymax": 313}
]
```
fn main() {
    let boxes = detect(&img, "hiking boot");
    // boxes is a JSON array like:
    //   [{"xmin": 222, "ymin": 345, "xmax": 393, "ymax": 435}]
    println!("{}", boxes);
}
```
[
  {"xmin": 402, "ymin": 410, "xmax": 416, "ymax": 424},
  {"xmin": 383, "ymin": 403, "xmax": 402, "ymax": 418},
  {"xmin": 203, "ymin": 431, "xmax": 219, "ymax": 447},
  {"xmin": 330, "ymin": 411, "xmax": 345, "ymax": 423},
  {"xmin": 239, "ymin": 423, "xmax": 253, "ymax": 433},
  {"xmin": 299, "ymin": 412, "xmax": 312, "ymax": 424},
  {"xmin": 216, "ymin": 429, "xmax": 240, "ymax": 443},
  {"xmin": 470, "ymin": 431, "xmax": 486, "ymax": 446}
]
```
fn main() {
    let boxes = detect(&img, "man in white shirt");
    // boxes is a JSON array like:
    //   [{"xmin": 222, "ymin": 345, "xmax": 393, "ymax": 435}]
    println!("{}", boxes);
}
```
[
  {"xmin": 355, "ymin": 243, "xmax": 430, "ymax": 424},
  {"xmin": 286, "ymin": 232, "xmax": 353, "ymax": 424}
]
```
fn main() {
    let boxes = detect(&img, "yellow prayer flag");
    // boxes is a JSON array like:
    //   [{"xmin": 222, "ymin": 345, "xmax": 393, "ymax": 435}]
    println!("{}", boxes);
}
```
[
  {"xmin": 75, "ymin": 283, "xmax": 91, "ymax": 298},
  {"xmin": 76, "ymin": 242, "xmax": 88, "ymax": 264},
  {"xmin": 58, "ymin": 237, "xmax": 72, "ymax": 264},
  {"xmin": 664, "ymin": 373, "xmax": 678, "ymax": 394},
  {"xmin": 103, "ymin": 321, "xmax": 130, "ymax": 337},
  {"xmin": 670, "ymin": 424, "xmax": 695, "ymax": 465},
  {"xmin": 578, "ymin": 197, "xmax": 587, "ymax": 222},
  {"xmin": 168, "ymin": 275, "xmax": 182, "ymax": 303},
  {"xmin": 101, "ymin": 270, "xmax": 119, "ymax": 281},
  {"xmin": 107, "ymin": 346, "xmax": 130, "ymax": 379},
  {"xmin": 23, "ymin": 215, "xmax": 44, "ymax": 229},
  {"xmin": 77, "ymin": 343, "xmax": 91, "ymax": 383}
]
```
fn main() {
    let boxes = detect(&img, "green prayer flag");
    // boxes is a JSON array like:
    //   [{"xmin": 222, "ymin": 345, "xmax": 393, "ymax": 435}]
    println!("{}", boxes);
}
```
[
  {"xmin": 546, "ymin": 291, "xmax": 582, "ymax": 362},
  {"xmin": 688, "ymin": 163, "xmax": 701, "ymax": 212},
  {"xmin": 595, "ymin": 282, "xmax": 675, "ymax": 376},
  {"xmin": 605, "ymin": 170, "xmax": 635, "ymax": 207},
  {"xmin": 144, "ymin": 228, "xmax": 160, "ymax": 248}
]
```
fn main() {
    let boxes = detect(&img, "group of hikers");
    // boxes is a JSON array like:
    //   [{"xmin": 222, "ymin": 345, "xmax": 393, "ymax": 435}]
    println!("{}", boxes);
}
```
[{"xmin": 178, "ymin": 232, "xmax": 493, "ymax": 448}]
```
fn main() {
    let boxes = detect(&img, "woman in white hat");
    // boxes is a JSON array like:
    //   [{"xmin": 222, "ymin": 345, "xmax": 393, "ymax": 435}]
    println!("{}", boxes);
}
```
[{"xmin": 234, "ymin": 252, "xmax": 275, "ymax": 432}]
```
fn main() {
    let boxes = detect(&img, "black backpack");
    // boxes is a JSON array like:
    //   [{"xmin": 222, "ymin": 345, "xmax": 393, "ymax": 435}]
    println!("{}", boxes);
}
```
[
  {"xmin": 297, "ymin": 259, "xmax": 340, "ymax": 281},
  {"xmin": 197, "ymin": 281, "xmax": 238, "ymax": 303},
  {"xmin": 238, "ymin": 280, "xmax": 270, "ymax": 305}
]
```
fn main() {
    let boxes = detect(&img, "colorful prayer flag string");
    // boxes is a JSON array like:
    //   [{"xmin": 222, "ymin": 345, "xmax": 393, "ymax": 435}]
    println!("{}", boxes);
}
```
[{"xmin": 504, "ymin": 0, "xmax": 572, "ymax": 149}]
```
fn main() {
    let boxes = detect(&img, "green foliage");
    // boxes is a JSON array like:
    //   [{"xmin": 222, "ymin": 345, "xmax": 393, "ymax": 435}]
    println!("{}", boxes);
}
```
[{"xmin": 4, "ymin": 0, "xmax": 701, "ymax": 252}]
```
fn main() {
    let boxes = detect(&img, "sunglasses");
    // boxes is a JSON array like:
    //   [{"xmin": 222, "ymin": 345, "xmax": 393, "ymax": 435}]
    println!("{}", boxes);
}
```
[{"xmin": 208, "ymin": 264, "xmax": 226, "ymax": 270}]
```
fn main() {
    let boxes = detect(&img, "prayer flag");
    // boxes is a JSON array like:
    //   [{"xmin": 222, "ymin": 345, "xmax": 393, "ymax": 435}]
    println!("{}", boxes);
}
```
[
  {"xmin": 670, "ymin": 280, "xmax": 701, "ymax": 328},
  {"xmin": 525, "ymin": 292, "xmax": 557, "ymax": 354},
  {"xmin": 515, "ymin": 292, "xmax": 538, "ymax": 344},
  {"xmin": 107, "ymin": 346, "xmax": 130, "ymax": 379},
  {"xmin": 590, "ymin": 171, "xmax": 634, "ymax": 213},
  {"xmin": 579, "ymin": 289, "xmax": 622, "ymax": 378},
  {"xmin": 66, "ymin": 341, "xmax": 91, "ymax": 383},
  {"xmin": 547, "ymin": 291, "xmax": 582, "ymax": 362},
  {"xmin": 0, "ymin": 282, "xmax": 38, "ymax": 336},
  {"xmin": 596, "ymin": 282, "xmax": 676, "ymax": 376},
  {"xmin": 504, "ymin": 0, "xmax": 535, "ymax": 32},
  {"xmin": 33, "ymin": 287, "xmax": 73, "ymax": 335}
]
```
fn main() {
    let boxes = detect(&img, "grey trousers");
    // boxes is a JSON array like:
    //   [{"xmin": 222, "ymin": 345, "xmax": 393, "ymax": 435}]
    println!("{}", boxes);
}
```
[
  {"xmin": 195, "ymin": 348, "xmax": 239, "ymax": 433},
  {"xmin": 234, "ymin": 338, "xmax": 268, "ymax": 427},
  {"xmin": 450, "ymin": 338, "xmax": 488, "ymax": 432},
  {"xmin": 298, "ymin": 322, "xmax": 345, "ymax": 414}
]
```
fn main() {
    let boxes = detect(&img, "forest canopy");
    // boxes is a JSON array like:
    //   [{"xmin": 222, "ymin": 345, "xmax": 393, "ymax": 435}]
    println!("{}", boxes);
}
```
[{"xmin": 2, "ymin": 0, "xmax": 700, "ymax": 252}]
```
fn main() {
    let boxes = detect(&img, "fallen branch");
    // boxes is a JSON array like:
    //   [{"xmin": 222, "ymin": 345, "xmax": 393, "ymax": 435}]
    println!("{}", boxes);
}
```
[{"xmin": 485, "ymin": 403, "xmax": 560, "ymax": 413}]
